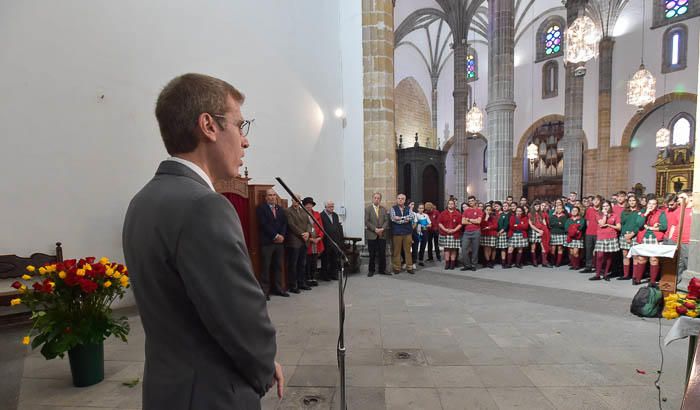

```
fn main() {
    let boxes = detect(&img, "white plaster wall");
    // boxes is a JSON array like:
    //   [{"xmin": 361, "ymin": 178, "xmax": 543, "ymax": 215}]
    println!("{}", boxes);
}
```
[
  {"xmin": 466, "ymin": 138, "xmax": 488, "ymax": 200},
  {"xmin": 629, "ymin": 100, "xmax": 697, "ymax": 191},
  {"xmin": 0, "ymin": 0, "xmax": 363, "ymax": 261},
  {"xmin": 611, "ymin": 1, "xmax": 699, "ymax": 147}
]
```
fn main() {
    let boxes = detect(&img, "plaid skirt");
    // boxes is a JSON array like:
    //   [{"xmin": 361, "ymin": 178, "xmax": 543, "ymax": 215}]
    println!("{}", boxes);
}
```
[
  {"xmin": 550, "ymin": 233, "xmax": 566, "ymax": 246},
  {"xmin": 528, "ymin": 230, "xmax": 541, "ymax": 244},
  {"xmin": 496, "ymin": 232, "xmax": 509, "ymax": 249},
  {"xmin": 508, "ymin": 232, "xmax": 528, "ymax": 248},
  {"xmin": 480, "ymin": 235, "xmax": 497, "ymax": 247},
  {"xmin": 565, "ymin": 239, "xmax": 584, "ymax": 249},
  {"xmin": 440, "ymin": 235, "xmax": 461, "ymax": 249},
  {"xmin": 641, "ymin": 236, "xmax": 660, "ymax": 245},
  {"xmin": 619, "ymin": 236, "xmax": 635, "ymax": 250},
  {"xmin": 595, "ymin": 238, "xmax": 620, "ymax": 253}
]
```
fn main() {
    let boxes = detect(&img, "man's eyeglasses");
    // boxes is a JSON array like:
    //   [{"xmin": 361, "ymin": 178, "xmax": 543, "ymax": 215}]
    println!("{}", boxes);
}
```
[{"xmin": 211, "ymin": 114, "xmax": 254, "ymax": 137}]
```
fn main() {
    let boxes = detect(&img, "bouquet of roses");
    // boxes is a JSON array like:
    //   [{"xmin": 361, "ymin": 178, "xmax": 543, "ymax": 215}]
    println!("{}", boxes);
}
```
[
  {"xmin": 9, "ymin": 257, "xmax": 130, "ymax": 359},
  {"xmin": 662, "ymin": 278, "xmax": 700, "ymax": 320}
]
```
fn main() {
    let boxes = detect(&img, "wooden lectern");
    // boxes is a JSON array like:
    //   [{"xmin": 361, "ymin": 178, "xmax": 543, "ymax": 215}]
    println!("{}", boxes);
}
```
[{"xmin": 215, "ymin": 175, "xmax": 288, "ymax": 289}]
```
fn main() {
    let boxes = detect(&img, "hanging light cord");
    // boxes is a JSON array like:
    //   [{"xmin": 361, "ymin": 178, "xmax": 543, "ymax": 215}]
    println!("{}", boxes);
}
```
[{"xmin": 641, "ymin": 0, "xmax": 646, "ymax": 65}]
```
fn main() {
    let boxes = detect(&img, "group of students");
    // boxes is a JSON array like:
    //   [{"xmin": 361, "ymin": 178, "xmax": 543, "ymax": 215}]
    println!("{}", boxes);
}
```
[{"xmin": 398, "ymin": 190, "xmax": 692, "ymax": 287}]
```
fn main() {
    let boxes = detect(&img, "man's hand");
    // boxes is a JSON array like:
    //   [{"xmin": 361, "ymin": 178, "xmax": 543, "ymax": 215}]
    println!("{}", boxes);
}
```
[
  {"xmin": 273, "ymin": 361, "xmax": 284, "ymax": 398},
  {"xmin": 302, "ymin": 232, "xmax": 310, "ymax": 241}
]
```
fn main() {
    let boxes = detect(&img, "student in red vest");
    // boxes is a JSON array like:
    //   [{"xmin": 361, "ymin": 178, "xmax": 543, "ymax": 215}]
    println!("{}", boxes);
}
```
[
  {"xmin": 618, "ymin": 195, "xmax": 644, "ymax": 282},
  {"xmin": 506, "ymin": 206, "xmax": 529, "ymax": 269},
  {"xmin": 564, "ymin": 205, "xmax": 585, "ymax": 270},
  {"xmin": 662, "ymin": 193, "xmax": 679, "ymax": 243},
  {"xmin": 480, "ymin": 203, "xmax": 499, "ymax": 268},
  {"xmin": 635, "ymin": 197, "xmax": 667, "ymax": 287},
  {"xmin": 425, "ymin": 202, "xmax": 442, "ymax": 262},
  {"xmin": 528, "ymin": 201, "xmax": 551, "ymax": 268},
  {"xmin": 582, "ymin": 195, "xmax": 602, "ymax": 273},
  {"xmin": 438, "ymin": 199, "xmax": 463, "ymax": 270},
  {"xmin": 669, "ymin": 190, "xmax": 693, "ymax": 276},
  {"xmin": 589, "ymin": 200, "xmax": 621, "ymax": 281}
]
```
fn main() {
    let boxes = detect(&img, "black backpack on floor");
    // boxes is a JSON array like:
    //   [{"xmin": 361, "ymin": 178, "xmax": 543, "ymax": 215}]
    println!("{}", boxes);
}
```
[{"xmin": 630, "ymin": 286, "xmax": 663, "ymax": 318}]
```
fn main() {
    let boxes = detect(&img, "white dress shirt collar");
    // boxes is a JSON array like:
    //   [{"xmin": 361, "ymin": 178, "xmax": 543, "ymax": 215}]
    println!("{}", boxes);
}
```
[{"xmin": 167, "ymin": 156, "xmax": 215, "ymax": 191}]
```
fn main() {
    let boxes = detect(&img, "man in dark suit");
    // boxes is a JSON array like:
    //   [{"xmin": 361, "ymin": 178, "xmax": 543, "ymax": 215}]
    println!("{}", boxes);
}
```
[
  {"xmin": 283, "ymin": 193, "xmax": 311, "ymax": 293},
  {"xmin": 320, "ymin": 200, "xmax": 344, "ymax": 281},
  {"xmin": 256, "ymin": 189, "xmax": 289, "ymax": 298},
  {"xmin": 122, "ymin": 73, "xmax": 283, "ymax": 410},
  {"xmin": 365, "ymin": 192, "xmax": 390, "ymax": 276}
]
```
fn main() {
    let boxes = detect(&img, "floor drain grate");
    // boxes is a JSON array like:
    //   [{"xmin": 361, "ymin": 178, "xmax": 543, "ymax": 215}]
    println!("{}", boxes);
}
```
[
  {"xmin": 396, "ymin": 351, "xmax": 411, "ymax": 360},
  {"xmin": 301, "ymin": 395, "xmax": 322, "ymax": 406}
]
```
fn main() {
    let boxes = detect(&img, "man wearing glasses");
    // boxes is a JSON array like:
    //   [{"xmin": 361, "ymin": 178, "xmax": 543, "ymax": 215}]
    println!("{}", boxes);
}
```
[{"xmin": 123, "ymin": 73, "xmax": 283, "ymax": 410}]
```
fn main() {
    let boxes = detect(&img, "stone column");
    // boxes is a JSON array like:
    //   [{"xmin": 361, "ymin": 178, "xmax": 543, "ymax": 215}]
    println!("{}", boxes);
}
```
[
  {"xmin": 362, "ymin": 0, "xmax": 397, "ymax": 204},
  {"xmin": 486, "ymin": 0, "xmax": 516, "ymax": 201},
  {"xmin": 595, "ymin": 37, "xmax": 614, "ymax": 196},
  {"xmin": 561, "ymin": 0, "xmax": 587, "ymax": 196},
  {"xmin": 431, "ymin": 77, "xmax": 438, "ymax": 149},
  {"xmin": 453, "ymin": 40, "xmax": 469, "ymax": 201}
]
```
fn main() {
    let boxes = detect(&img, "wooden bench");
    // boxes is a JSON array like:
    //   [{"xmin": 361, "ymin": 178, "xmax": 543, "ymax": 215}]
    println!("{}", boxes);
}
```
[{"xmin": 0, "ymin": 242, "xmax": 63, "ymax": 324}]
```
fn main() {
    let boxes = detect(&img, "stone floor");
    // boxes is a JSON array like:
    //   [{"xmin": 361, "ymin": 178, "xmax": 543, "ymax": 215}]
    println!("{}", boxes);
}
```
[{"xmin": 2, "ymin": 260, "xmax": 693, "ymax": 409}]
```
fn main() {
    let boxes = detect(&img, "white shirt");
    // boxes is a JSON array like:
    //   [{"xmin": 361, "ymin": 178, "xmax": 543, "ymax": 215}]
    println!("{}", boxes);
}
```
[{"xmin": 167, "ymin": 156, "xmax": 215, "ymax": 192}]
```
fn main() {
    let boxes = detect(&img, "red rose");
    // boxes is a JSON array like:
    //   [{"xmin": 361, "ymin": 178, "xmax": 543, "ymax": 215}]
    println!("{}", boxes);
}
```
[
  {"xmin": 64, "ymin": 273, "xmax": 79, "ymax": 287},
  {"xmin": 688, "ymin": 278, "xmax": 700, "ymax": 298},
  {"xmin": 677, "ymin": 306, "xmax": 689, "ymax": 315},
  {"xmin": 685, "ymin": 301, "xmax": 697, "ymax": 310},
  {"xmin": 40, "ymin": 279, "xmax": 53, "ymax": 293},
  {"xmin": 64, "ymin": 259, "xmax": 77, "ymax": 269},
  {"xmin": 688, "ymin": 295, "xmax": 698, "ymax": 301},
  {"xmin": 78, "ymin": 278, "xmax": 98, "ymax": 294},
  {"xmin": 11, "ymin": 281, "xmax": 22, "ymax": 289},
  {"xmin": 85, "ymin": 257, "xmax": 96, "ymax": 264},
  {"xmin": 91, "ymin": 263, "xmax": 106, "ymax": 276},
  {"xmin": 55, "ymin": 262, "xmax": 65, "ymax": 272}
]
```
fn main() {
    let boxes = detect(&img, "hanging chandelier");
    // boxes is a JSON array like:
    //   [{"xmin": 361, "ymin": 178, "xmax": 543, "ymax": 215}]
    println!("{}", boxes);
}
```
[
  {"xmin": 563, "ymin": 15, "xmax": 601, "ymax": 64},
  {"xmin": 656, "ymin": 127, "xmax": 670, "ymax": 148},
  {"xmin": 527, "ymin": 143, "xmax": 538, "ymax": 160},
  {"xmin": 627, "ymin": 64, "xmax": 656, "ymax": 109},
  {"xmin": 465, "ymin": 102, "xmax": 484, "ymax": 135}
]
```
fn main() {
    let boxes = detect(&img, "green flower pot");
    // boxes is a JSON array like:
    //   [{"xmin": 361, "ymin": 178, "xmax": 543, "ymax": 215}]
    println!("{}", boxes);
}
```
[{"xmin": 68, "ymin": 341, "xmax": 104, "ymax": 387}]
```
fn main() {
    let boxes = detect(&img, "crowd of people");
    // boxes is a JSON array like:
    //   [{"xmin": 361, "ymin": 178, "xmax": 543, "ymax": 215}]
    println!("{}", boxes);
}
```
[{"xmin": 364, "ymin": 190, "xmax": 693, "ymax": 288}]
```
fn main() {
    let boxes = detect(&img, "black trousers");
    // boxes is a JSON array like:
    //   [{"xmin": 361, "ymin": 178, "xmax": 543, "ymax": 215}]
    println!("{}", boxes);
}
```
[
  {"xmin": 584, "ymin": 234, "xmax": 597, "ymax": 269},
  {"xmin": 426, "ymin": 231, "xmax": 440, "ymax": 260},
  {"xmin": 367, "ymin": 238, "xmax": 387, "ymax": 273},
  {"xmin": 321, "ymin": 246, "xmax": 340, "ymax": 279},
  {"xmin": 285, "ymin": 244, "xmax": 307, "ymax": 289},
  {"xmin": 306, "ymin": 253, "xmax": 319, "ymax": 281},
  {"xmin": 260, "ymin": 243, "xmax": 284, "ymax": 294}
]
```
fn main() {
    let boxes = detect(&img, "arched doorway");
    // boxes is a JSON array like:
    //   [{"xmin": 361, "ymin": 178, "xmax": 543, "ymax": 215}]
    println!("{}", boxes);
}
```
[
  {"xmin": 422, "ymin": 165, "xmax": 439, "ymax": 205},
  {"xmin": 522, "ymin": 121, "xmax": 564, "ymax": 201}
]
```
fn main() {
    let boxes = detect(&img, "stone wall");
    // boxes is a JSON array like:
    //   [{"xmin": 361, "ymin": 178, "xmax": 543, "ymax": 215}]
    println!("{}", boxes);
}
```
[{"xmin": 395, "ymin": 77, "xmax": 436, "ymax": 148}]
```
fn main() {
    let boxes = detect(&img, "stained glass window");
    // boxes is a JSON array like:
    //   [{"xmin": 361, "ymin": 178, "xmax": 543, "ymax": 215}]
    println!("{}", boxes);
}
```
[
  {"xmin": 544, "ymin": 25, "xmax": 562, "ymax": 56},
  {"xmin": 665, "ymin": 0, "xmax": 690, "ymax": 18},
  {"xmin": 466, "ymin": 53, "xmax": 477, "ymax": 80}
]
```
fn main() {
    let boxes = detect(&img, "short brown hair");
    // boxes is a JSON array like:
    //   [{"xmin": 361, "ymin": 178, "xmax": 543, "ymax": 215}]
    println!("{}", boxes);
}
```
[{"xmin": 155, "ymin": 73, "xmax": 244, "ymax": 155}]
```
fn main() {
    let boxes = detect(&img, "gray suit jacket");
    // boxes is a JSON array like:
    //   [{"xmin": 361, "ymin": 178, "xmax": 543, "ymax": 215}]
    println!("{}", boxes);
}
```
[
  {"xmin": 365, "ymin": 204, "xmax": 389, "ymax": 240},
  {"xmin": 122, "ymin": 161, "xmax": 276, "ymax": 410}
]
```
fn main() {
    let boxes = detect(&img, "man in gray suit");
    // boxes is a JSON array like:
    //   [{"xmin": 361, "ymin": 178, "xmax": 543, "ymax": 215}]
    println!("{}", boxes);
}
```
[
  {"xmin": 122, "ymin": 73, "xmax": 283, "ymax": 410},
  {"xmin": 365, "ymin": 192, "xmax": 390, "ymax": 276}
]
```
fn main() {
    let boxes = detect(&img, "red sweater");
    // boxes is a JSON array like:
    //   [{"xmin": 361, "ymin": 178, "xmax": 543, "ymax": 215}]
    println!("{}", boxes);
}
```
[
  {"xmin": 438, "ymin": 210, "xmax": 462, "ymax": 239},
  {"xmin": 585, "ymin": 207, "xmax": 599, "ymax": 235},
  {"xmin": 480, "ymin": 213, "xmax": 499, "ymax": 236},
  {"xmin": 508, "ymin": 215, "xmax": 529, "ymax": 238},
  {"xmin": 596, "ymin": 214, "xmax": 619, "ymax": 240}
]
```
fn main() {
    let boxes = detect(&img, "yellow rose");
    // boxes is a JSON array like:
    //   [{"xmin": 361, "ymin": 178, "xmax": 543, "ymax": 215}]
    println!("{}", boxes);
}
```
[
  {"xmin": 687, "ymin": 311, "xmax": 698, "ymax": 318},
  {"xmin": 26, "ymin": 265, "xmax": 36, "ymax": 272},
  {"xmin": 10, "ymin": 298, "xmax": 21, "ymax": 306},
  {"xmin": 105, "ymin": 269, "xmax": 114, "ymax": 277},
  {"xmin": 113, "ymin": 272, "xmax": 122, "ymax": 279},
  {"xmin": 99, "ymin": 257, "xmax": 109, "ymax": 265},
  {"xmin": 22, "ymin": 336, "xmax": 30, "ymax": 345},
  {"xmin": 76, "ymin": 269, "xmax": 85, "ymax": 277},
  {"xmin": 21, "ymin": 274, "xmax": 31, "ymax": 280},
  {"xmin": 84, "ymin": 264, "xmax": 92, "ymax": 271},
  {"xmin": 120, "ymin": 276, "xmax": 129, "ymax": 286},
  {"xmin": 58, "ymin": 271, "xmax": 67, "ymax": 279},
  {"xmin": 49, "ymin": 282, "xmax": 55, "ymax": 289},
  {"xmin": 103, "ymin": 281, "xmax": 112, "ymax": 288},
  {"xmin": 663, "ymin": 310, "xmax": 680, "ymax": 320},
  {"xmin": 38, "ymin": 267, "xmax": 47, "ymax": 275},
  {"xmin": 18, "ymin": 286, "xmax": 27, "ymax": 294},
  {"xmin": 47, "ymin": 265, "xmax": 56, "ymax": 272}
]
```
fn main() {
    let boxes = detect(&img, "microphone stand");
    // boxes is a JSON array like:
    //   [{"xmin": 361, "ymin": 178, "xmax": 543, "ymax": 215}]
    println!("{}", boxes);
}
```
[{"xmin": 275, "ymin": 177, "xmax": 349, "ymax": 410}]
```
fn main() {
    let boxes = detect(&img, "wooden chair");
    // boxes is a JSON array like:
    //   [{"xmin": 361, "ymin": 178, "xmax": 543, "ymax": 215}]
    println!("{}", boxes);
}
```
[{"xmin": 0, "ymin": 242, "xmax": 63, "ymax": 324}]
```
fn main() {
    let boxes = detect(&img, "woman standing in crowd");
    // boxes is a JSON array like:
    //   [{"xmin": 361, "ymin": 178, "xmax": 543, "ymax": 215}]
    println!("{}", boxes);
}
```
[
  {"xmin": 480, "ymin": 203, "xmax": 499, "ymax": 268},
  {"xmin": 439, "ymin": 199, "xmax": 463, "ymax": 270},
  {"xmin": 496, "ymin": 201, "xmax": 511, "ymax": 268},
  {"xmin": 305, "ymin": 198, "xmax": 324, "ymax": 286},
  {"xmin": 415, "ymin": 203, "xmax": 431, "ymax": 266},
  {"xmin": 590, "ymin": 200, "xmax": 620, "ymax": 281},
  {"xmin": 618, "ymin": 195, "xmax": 643, "ymax": 282},
  {"xmin": 582, "ymin": 195, "xmax": 602, "ymax": 273},
  {"xmin": 425, "ymin": 202, "xmax": 441, "ymax": 262},
  {"xmin": 564, "ymin": 205, "xmax": 585, "ymax": 270},
  {"xmin": 506, "ymin": 206, "xmax": 529, "ymax": 268},
  {"xmin": 529, "ymin": 201, "xmax": 551, "ymax": 268},
  {"xmin": 635, "ymin": 197, "xmax": 667, "ymax": 287},
  {"xmin": 549, "ymin": 203, "xmax": 568, "ymax": 267}
]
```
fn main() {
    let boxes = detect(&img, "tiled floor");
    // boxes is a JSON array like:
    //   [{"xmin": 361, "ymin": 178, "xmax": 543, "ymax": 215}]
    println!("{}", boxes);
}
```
[{"xmin": 3, "ymin": 261, "xmax": 692, "ymax": 409}]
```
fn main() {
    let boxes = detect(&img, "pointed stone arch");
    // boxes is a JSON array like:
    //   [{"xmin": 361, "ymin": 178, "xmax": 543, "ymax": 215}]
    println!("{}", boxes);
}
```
[{"xmin": 395, "ymin": 76, "xmax": 436, "ymax": 148}]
